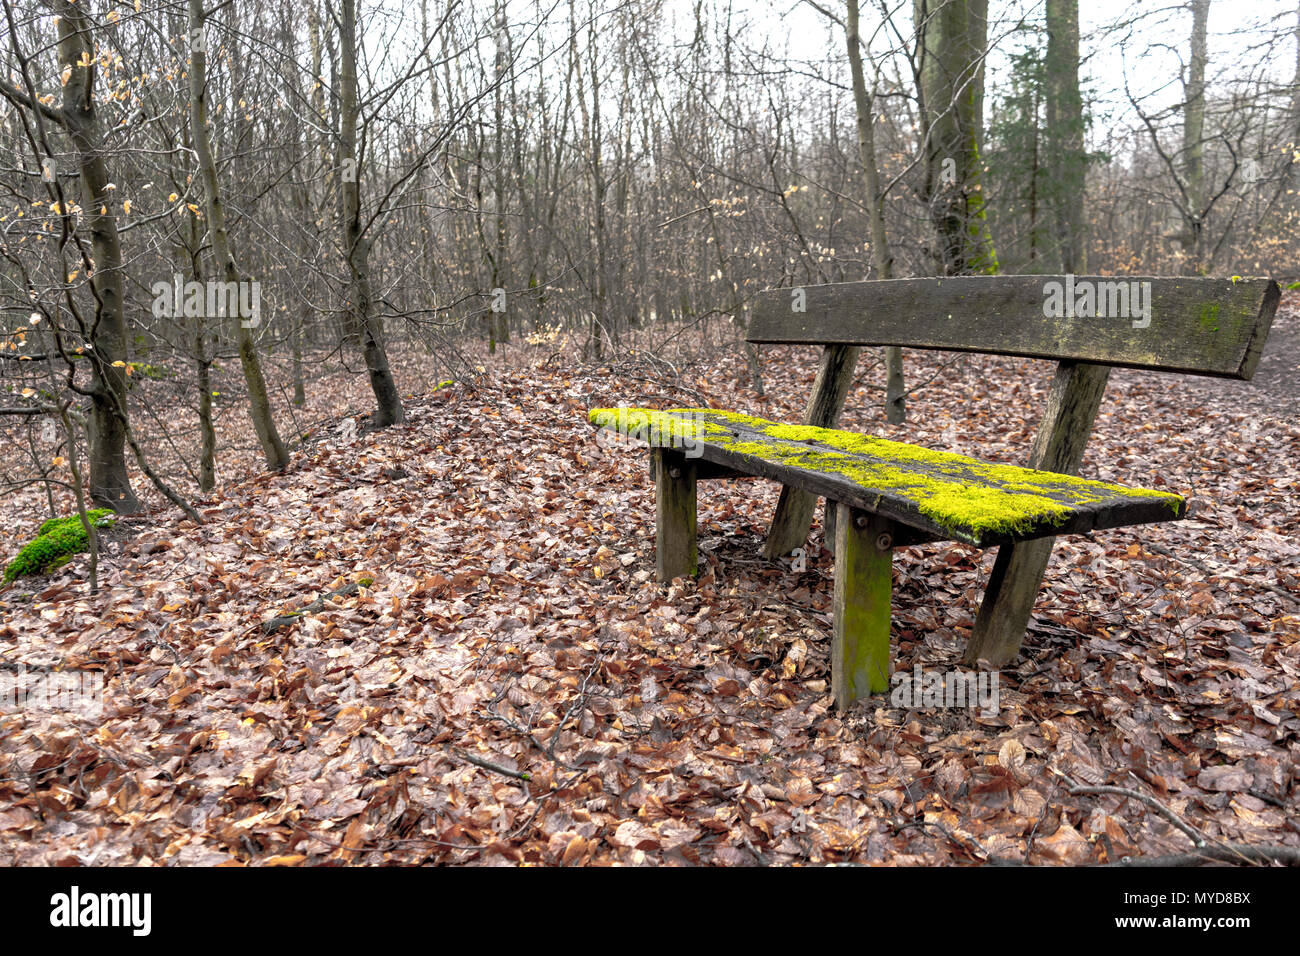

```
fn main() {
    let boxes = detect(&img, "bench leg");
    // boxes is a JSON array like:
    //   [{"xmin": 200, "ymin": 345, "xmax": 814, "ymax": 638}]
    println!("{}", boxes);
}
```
[
  {"xmin": 832, "ymin": 503, "xmax": 894, "ymax": 708},
  {"xmin": 964, "ymin": 360, "xmax": 1111, "ymax": 666},
  {"xmin": 762, "ymin": 485, "xmax": 820, "ymax": 559},
  {"xmin": 761, "ymin": 344, "xmax": 861, "ymax": 558},
  {"xmin": 963, "ymin": 538, "xmax": 1054, "ymax": 667},
  {"xmin": 653, "ymin": 448, "xmax": 697, "ymax": 582},
  {"xmin": 823, "ymin": 498, "xmax": 837, "ymax": 557}
]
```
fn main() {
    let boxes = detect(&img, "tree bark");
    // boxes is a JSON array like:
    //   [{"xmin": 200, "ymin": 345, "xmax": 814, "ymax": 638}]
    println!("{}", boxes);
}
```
[
  {"xmin": 1045, "ymin": 0, "xmax": 1086, "ymax": 273},
  {"xmin": 195, "ymin": 324, "xmax": 217, "ymax": 493},
  {"xmin": 847, "ymin": 0, "xmax": 904, "ymax": 423},
  {"xmin": 187, "ymin": 0, "xmax": 290, "ymax": 471},
  {"xmin": 340, "ymin": 0, "xmax": 405, "ymax": 426},
  {"xmin": 54, "ymin": 2, "xmax": 140, "ymax": 512},
  {"xmin": 913, "ymin": 0, "xmax": 998, "ymax": 275},
  {"xmin": 1182, "ymin": 0, "xmax": 1210, "ymax": 274}
]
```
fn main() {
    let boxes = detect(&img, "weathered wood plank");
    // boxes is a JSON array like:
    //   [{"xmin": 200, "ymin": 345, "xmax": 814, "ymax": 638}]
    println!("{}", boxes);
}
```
[
  {"xmin": 763, "ymin": 343, "xmax": 860, "ymax": 559},
  {"xmin": 653, "ymin": 448, "xmax": 697, "ymax": 582},
  {"xmin": 833, "ymin": 505, "xmax": 894, "ymax": 706},
  {"xmin": 592, "ymin": 408, "xmax": 1186, "ymax": 548},
  {"xmin": 649, "ymin": 453, "xmax": 743, "ymax": 481},
  {"xmin": 695, "ymin": 460, "xmax": 748, "ymax": 481},
  {"xmin": 964, "ymin": 361, "xmax": 1111, "ymax": 667},
  {"xmin": 748, "ymin": 276, "xmax": 1279, "ymax": 379}
]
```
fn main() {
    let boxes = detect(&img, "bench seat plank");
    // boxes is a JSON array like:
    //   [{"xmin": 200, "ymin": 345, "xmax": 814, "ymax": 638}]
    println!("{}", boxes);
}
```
[{"xmin": 590, "ymin": 406, "xmax": 1186, "ymax": 548}]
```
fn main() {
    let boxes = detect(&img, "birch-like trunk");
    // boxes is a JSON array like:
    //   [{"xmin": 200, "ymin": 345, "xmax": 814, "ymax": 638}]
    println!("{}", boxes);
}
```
[{"xmin": 1182, "ymin": 0, "xmax": 1210, "ymax": 274}]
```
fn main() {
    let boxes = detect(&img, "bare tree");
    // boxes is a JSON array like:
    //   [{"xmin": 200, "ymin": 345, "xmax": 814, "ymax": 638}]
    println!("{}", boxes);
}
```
[
  {"xmin": 188, "ymin": 0, "xmax": 290, "ymax": 471},
  {"xmin": 0, "ymin": 0, "xmax": 140, "ymax": 510},
  {"xmin": 339, "ymin": 0, "xmax": 405, "ymax": 427},
  {"xmin": 913, "ymin": 0, "xmax": 998, "ymax": 275}
]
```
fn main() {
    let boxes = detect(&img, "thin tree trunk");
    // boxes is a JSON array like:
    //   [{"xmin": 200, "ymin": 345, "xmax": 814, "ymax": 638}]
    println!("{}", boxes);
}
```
[
  {"xmin": 195, "ymin": 326, "xmax": 216, "ymax": 493},
  {"xmin": 59, "ymin": 406, "xmax": 98, "ymax": 594},
  {"xmin": 187, "ymin": 0, "xmax": 290, "ymax": 471},
  {"xmin": 190, "ymin": 216, "xmax": 217, "ymax": 493},
  {"xmin": 340, "ymin": 0, "xmax": 405, "ymax": 426},
  {"xmin": 493, "ymin": 2, "xmax": 511, "ymax": 345},
  {"xmin": 1182, "ymin": 0, "xmax": 1210, "ymax": 274},
  {"xmin": 847, "ymin": 0, "xmax": 904, "ymax": 423},
  {"xmin": 1288, "ymin": 2, "xmax": 1300, "ymax": 192},
  {"xmin": 54, "ymin": 1, "xmax": 140, "ymax": 512}
]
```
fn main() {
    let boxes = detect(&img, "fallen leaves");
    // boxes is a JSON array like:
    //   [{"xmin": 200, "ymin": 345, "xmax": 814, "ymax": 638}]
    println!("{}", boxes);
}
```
[{"xmin": 1, "ymin": 309, "xmax": 1298, "ymax": 865}]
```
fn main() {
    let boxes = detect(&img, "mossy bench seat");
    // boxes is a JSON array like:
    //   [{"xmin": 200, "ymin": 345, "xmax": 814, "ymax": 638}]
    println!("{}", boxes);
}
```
[{"xmin": 589, "ymin": 406, "xmax": 1186, "ymax": 708}]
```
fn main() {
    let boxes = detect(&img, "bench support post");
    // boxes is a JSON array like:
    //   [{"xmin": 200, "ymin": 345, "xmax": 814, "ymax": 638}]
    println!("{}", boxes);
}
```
[
  {"xmin": 824, "ymin": 498, "xmax": 837, "ymax": 557},
  {"xmin": 762, "ymin": 344, "xmax": 860, "ymax": 558},
  {"xmin": 833, "ymin": 503, "xmax": 895, "ymax": 708},
  {"xmin": 653, "ymin": 448, "xmax": 697, "ymax": 582},
  {"xmin": 964, "ymin": 361, "xmax": 1110, "ymax": 666}
]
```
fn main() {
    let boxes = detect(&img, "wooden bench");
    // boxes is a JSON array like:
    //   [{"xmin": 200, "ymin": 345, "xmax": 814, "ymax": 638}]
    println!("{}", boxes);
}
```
[{"xmin": 589, "ymin": 275, "xmax": 1279, "ymax": 708}]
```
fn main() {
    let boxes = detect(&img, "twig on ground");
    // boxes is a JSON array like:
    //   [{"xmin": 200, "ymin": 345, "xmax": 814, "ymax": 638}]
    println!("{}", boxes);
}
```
[
  {"xmin": 1065, "ymin": 781, "xmax": 1210, "ymax": 847},
  {"xmin": 448, "ymin": 747, "xmax": 532, "ymax": 781},
  {"xmin": 1104, "ymin": 844, "xmax": 1300, "ymax": 867},
  {"xmin": 1024, "ymin": 776, "xmax": 1062, "ymax": 863},
  {"xmin": 260, "ymin": 580, "xmax": 366, "ymax": 633},
  {"xmin": 1065, "ymin": 778, "xmax": 1300, "ymax": 866}
]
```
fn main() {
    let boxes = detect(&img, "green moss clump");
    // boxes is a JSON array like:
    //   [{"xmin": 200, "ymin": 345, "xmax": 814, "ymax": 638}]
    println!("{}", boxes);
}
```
[
  {"xmin": 715, "ymin": 417, "xmax": 1182, "ymax": 538},
  {"xmin": 755, "ymin": 422, "xmax": 1179, "ymax": 504},
  {"xmin": 4, "ymin": 509, "xmax": 115, "ymax": 583},
  {"xmin": 588, "ymin": 407, "xmax": 733, "ymax": 445},
  {"xmin": 130, "ymin": 362, "xmax": 172, "ymax": 380},
  {"xmin": 670, "ymin": 408, "xmax": 777, "ymax": 431}
]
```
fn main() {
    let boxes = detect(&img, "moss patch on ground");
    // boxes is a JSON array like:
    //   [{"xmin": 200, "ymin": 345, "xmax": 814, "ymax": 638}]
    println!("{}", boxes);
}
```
[
  {"xmin": 3, "ymin": 509, "xmax": 116, "ymax": 583},
  {"xmin": 589, "ymin": 406, "xmax": 1184, "ymax": 539}
]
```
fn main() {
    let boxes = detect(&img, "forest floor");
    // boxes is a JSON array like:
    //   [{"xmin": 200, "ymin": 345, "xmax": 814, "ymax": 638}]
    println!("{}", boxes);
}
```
[{"xmin": 0, "ymin": 304, "xmax": 1297, "ymax": 865}]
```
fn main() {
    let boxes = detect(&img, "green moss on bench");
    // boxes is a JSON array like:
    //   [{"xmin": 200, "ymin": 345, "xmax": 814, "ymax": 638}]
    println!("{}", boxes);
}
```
[
  {"xmin": 741, "ymin": 420, "xmax": 1180, "ymax": 506},
  {"xmin": 589, "ymin": 407, "xmax": 734, "ymax": 443},
  {"xmin": 720, "ymin": 437, "xmax": 1076, "ymax": 536},
  {"xmin": 589, "ymin": 406, "xmax": 1184, "ymax": 540}
]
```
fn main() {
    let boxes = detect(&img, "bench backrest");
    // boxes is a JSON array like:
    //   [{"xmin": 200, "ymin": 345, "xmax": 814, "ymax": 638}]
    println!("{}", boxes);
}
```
[{"xmin": 748, "ymin": 275, "xmax": 1280, "ymax": 380}]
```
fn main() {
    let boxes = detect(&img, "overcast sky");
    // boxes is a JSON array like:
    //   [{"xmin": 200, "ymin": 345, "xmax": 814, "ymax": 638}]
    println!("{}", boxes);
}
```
[{"xmin": 655, "ymin": 0, "xmax": 1300, "ymax": 145}]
